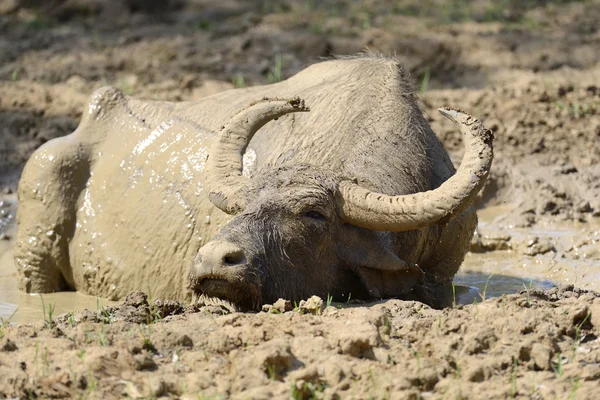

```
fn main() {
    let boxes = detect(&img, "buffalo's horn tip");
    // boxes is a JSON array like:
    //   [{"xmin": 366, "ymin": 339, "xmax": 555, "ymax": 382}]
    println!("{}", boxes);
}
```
[{"xmin": 438, "ymin": 107, "xmax": 463, "ymax": 120}]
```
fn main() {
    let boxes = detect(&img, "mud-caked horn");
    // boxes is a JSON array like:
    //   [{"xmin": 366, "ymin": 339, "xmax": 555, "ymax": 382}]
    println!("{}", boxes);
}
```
[
  {"xmin": 205, "ymin": 98, "xmax": 310, "ymax": 214},
  {"xmin": 338, "ymin": 108, "xmax": 493, "ymax": 231}
]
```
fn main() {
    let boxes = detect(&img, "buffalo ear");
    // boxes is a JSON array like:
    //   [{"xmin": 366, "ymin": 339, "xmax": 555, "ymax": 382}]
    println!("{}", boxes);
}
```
[{"xmin": 338, "ymin": 226, "xmax": 424, "ymax": 298}]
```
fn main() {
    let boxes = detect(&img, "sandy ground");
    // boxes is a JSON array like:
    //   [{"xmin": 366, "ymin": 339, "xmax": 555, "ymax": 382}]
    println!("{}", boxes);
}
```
[{"xmin": 1, "ymin": 0, "xmax": 600, "ymax": 398}]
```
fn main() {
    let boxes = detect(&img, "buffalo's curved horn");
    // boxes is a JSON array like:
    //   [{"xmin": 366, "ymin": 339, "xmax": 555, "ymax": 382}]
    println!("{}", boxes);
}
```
[
  {"xmin": 205, "ymin": 98, "xmax": 309, "ymax": 214},
  {"xmin": 338, "ymin": 108, "xmax": 493, "ymax": 232}
]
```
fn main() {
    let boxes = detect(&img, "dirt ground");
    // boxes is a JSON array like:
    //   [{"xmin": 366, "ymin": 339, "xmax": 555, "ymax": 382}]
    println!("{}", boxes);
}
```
[{"xmin": 1, "ymin": 0, "xmax": 600, "ymax": 398}]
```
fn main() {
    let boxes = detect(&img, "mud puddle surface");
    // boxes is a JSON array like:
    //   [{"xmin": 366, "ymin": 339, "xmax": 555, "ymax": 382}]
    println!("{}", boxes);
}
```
[
  {"xmin": 457, "ymin": 206, "xmax": 600, "ymax": 297},
  {"xmin": 2, "ymin": 0, "xmax": 600, "ymax": 399},
  {"xmin": 0, "ymin": 226, "xmax": 114, "ymax": 324}
]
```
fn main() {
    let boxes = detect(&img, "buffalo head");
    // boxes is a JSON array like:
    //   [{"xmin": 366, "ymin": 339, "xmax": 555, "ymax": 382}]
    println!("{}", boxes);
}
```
[{"xmin": 188, "ymin": 98, "xmax": 493, "ymax": 310}]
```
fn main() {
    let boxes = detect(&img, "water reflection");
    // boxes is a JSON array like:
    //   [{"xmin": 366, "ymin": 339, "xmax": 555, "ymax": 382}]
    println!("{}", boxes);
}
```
[{"xmin": 454, "ymin": 270, "xmax": 555, "ymax": 301}]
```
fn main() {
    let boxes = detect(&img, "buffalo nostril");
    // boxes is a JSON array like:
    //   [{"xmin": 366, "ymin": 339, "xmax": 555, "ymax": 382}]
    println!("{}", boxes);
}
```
[{"xmin": 223, "ymin": 249, "xmax": 246, "ymax": 266}]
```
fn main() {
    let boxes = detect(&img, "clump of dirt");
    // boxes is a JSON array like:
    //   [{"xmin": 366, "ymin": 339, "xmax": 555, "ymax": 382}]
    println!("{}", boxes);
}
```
[{"xmin": 1, "ymin": 288, "xmax": 600, "ymax": 399}]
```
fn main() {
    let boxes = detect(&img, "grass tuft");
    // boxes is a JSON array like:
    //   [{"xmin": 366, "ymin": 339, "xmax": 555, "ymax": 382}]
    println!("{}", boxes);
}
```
[
  {"xmin": 420, "ymin": 68, "xmax": 430, "ymax": 94},
  {"xmin": 267, "ymin": 54, "xmax": 283, "ymax": 83},
  {"xmin": 40, "ymin": 295, "xmax": 55, "ymax": 329},
  {"xmin": 481, "ymin": 273, "xmax": 494, "ymax": 301}
]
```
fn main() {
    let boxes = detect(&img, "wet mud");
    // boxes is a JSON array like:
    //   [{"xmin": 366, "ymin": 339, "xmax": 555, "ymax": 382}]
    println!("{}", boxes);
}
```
[{"xmin": 1, "ymin": 0, "xmax": 600, "ymax": 398}]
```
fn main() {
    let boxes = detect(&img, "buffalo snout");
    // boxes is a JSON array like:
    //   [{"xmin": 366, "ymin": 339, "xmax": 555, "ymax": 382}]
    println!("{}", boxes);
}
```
[
  {"xmin": 196, "ymin": 241, "xmax": 247, "ymax": 271},
  {"xmin": 188, "ymin": 240, "xmax": 260, "ymax": 306}
]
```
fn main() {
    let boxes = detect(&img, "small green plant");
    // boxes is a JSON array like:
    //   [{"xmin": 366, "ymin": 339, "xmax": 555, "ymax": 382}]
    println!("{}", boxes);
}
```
[
  {"xmin": 233, "ymin": 73, "xmax": 246, "ymax": 88},
  {"xmin": 96, "ymin": 298, "xmax": 116, "ymax": 324},
  {"xmin": 571, "ymin": 312, "xmax": 591, "ymax": 357},
  {"xmin": 453, "ymin": 359, "xmax": 461, "ymax": 379},
  {"xmin": 96, "ymin": 326, "xmax": 107, "ymax": 346},
  {"xmin": 522, "ymin": 279, "xmax": 533, "ymax": 306},
  {"xmin": 266, "ymin": 364, "xmax": 276, "ymax": 381},
  {"xmin": 361, "ymin": 13, "xmax": 372, "ymax": 30},
  {"xmin": 86, "ymin": 370, "xmax": 98, "ymax": 396},
  {"xmin": 0, "ymin": 306, "xmax": 18, "ymax": 338},
  {"xmin": 451, "ymin": 282, "xmax": 457, "ymax": 308},
  {"xmin": 290, "ymin": 381, "xmax": 302, "ymax": 400},
  {"xmin": 138, "ymin": 325, "xmax": 156, "ymax": 352},
  {"xmin": 147, "ymin": 289, "xmax": 163, "ymax": 323},
  {"xmin": 77, "ymin": 349, "xmax": 86, "ymax": 362},
  {"xmin": 11, "ymin": 69, "xmax": 19, "ymax": 81},
  {"xmin": 552, "ymin": 101, "xmax": 598, "ymax": 119},
  {"xmin": 192, "ymin": 18, "xmax": 212, "ymax": 31},
  {"xmin": 481, "ymin": 273, "xmax": 494, "ymax": 301},
  {"xmin": 40, "ymin": 295, "xmax": 55, "ymax": 328},
  {"xmin": 26, "ymin": 12, "xmax": 52, "ymax": 30},
  {"xmin": 346, "ymin": 293, "xmax": 352, "ymax": 303},
  {"xmin": 552, "ymin": 352, "xmax": 564, "ymax": 377},
  {"xmin": 368, "ymin": 367, "xmax": 376, "ymax": 397},
  {"xmin": 267, "ymin": 54, "xmax": 283, "ymax": 83},
  {"xmin": 304, "ymin": 381, "xmax": 328, "ymax": 398},
  {"xmin": 568, "ymin": 378, "xmax": 581, "ymax": 400},
  {"xmin": 510, "ymin": 357, "xmax": 518, "ymax": 398},
  {"xmin": 420, "ymin": 68, "xmax": 430, "ymax": 94},
  {"xmin": 34, "ymin": 341, "xmax": 39, "ymax": 364},
  {"xmin": 292, "ymin": 301, "xmax": 305, "ymax": 315},
  {"xmin": 42, "ymin": 346, "xmax": 49, "ymax": 376},
  {"xmin": 326, "ymin": 294, "xmax": 333, "ymax": 308},
  {"xmin": 67, "ymin": 311, "xmax": 76, "ymax": 328},
  {"xmin": 119, "ymin": 82, "xmax": 134, "ymax": 96}
]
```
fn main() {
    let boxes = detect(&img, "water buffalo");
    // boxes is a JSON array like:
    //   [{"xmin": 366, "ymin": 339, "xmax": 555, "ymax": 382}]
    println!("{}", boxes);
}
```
[{"xmin": 14, "ymin": 55, "xmax": 492, "ymax": 309}]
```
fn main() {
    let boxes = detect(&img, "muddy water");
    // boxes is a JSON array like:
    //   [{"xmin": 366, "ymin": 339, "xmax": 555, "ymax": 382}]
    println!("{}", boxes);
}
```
[
  {"xmin": 1, "ymin": 203, "xmax": 599, "ymax": 323},
  {"xmin": 1, "ymin": 226, "xmax": 114, "ymax": 324},
  {"xmin": 456, "ymin": 205, "xmax": 600, "ymax": 297}
]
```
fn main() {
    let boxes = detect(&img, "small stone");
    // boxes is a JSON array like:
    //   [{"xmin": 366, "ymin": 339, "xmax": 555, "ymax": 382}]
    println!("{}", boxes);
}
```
[
  {"xmin": 530, "ymin": 343, "xmax": 553, "ymax": 370},
  {"xmin": 261, "ymin": 304, "xmax": 273, "ymax": 313},
  {"xmin": 149, "ymin": 377, "xmax": 166, "ymax": 397},
  {"xmin": 153, "ymin": 299, "xmax": 184, "ymax": 317},
  {"xmin": 273, "ymin": 298, "xmax": 293, "ymax": 313},
  {"xmin": 177, "ymin": 334, "xmax": 193, "ymax": 348},
  {"xmin": 133, "ymin": 352, "xmax": 157, "ymax": 371},
  {"xmin": 124, "ymin": 291, "xmax": 149, "ymax": 308},
  {"xmin": 298, "ymin": 296, "xmax": 324, "ymax": 314},
  {"xmin": 570, "ymin": 305, "xmax": 591, "ymax": 327}
]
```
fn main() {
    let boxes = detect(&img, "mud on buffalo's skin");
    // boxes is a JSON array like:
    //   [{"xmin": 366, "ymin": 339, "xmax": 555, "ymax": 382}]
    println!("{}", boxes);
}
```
[{"xmin": 14, "ymin": 55, "xmax": 493, "ymax": 308}]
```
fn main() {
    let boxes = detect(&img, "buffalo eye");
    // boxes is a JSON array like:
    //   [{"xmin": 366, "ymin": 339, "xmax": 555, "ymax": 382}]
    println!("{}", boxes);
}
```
[{"xmin": 304, "ymin": 210, "xmax": 327, "ymax": 221}]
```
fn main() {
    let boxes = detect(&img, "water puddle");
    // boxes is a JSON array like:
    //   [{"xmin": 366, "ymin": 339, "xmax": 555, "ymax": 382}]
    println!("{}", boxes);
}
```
[
  {"xmin": 0, "ymin": 225, "xmax": 114, "ymax": 324},
  {"xmin": 455, "ymin": 205, "xmax": 600, "ymax": 298}
]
